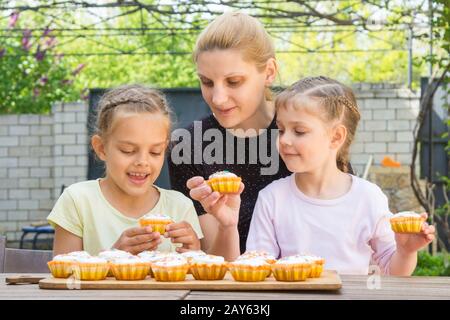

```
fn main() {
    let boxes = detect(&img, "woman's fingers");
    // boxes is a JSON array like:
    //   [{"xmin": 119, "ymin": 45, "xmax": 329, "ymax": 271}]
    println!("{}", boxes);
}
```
[
  {"xmin": 189, "ymin": 184, "xmax": 213, "ymax": 201},
  {"xmin": 186, "ymin": 176, "xmax": 205, "ymax": 190},
  {"xmin": 128, "ymin": 232, "xmax": 161, "ymax": 246}
]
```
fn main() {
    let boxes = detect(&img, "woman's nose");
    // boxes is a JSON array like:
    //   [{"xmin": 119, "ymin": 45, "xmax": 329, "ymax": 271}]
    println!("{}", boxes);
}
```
[
  {"xmin": 134, "ymin": 152, "xmax": 150, "ymax": 166},
  {"xmin": 212, "ymin": 86, "xmax": 228, "ymax": 106}
]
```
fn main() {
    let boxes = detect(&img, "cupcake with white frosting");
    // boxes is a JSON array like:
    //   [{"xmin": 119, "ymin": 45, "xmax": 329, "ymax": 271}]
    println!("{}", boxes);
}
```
[
  {"xmin": 390, "ymin": 211, "xmax": 425, "ymax": 233},
  {"xmin": 228, "ymin": 258, "xmax": 271, "ymax": 282},
  {"xmin": 71, "ymin": 256, "xmax": 109, "ymax": 281},
  {"xmin": 300, "ymin": 254, "xmax": 325, "ymax": 278},
  {"xmin": 138, "ymin": 251, "xmax": 179, "ymax": 277},
  {"xmin": 236, "ymin": 251, "xmax": 277, "ymax": 264},
  {"xmin": 139, "ymin": 213, "xmax": 174, "ymax": 234},
  {"xmin": 110, "ymin": 256, "xmax": 151, "ymax": 281},
  {"xmin": 47, "ymin": 254, "xmax": 79, "ymax": 278},
  {"xmin": 151, "ymin": 256, "xmax": 189, "ymax": 282},
  {"xmin": 189, "ymin": 254, "xmax": 228, "ymax": 280},
  {"xmin": 99, "ymin": 249, "xmax": 134, "ymax": 277},
  {"xmin": 271, "ymin": 255, "xmax": 313, "ymax": 282},
  {"xmin": 206, "ymin": 170, "xmax": 242, "ymax": 194}
]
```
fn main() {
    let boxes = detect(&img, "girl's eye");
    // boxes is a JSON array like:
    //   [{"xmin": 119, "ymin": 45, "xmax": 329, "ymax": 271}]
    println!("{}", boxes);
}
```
[
  {"xmin": 120, "ymin": 150, "xmax": 134, "ymax": 154},
  {"xmin": 294, "ymin": 131, "xmax": 305, "ymax": 136},
  {"xmin": 278, "ymin": 129, "xmax": 284, "ymax": 135},
  {"xmin": 150, "ymin": 151, "xmax": 163, "ymax": 156},
  {"xmin": 200, "ymin": 79, "xmax": 213, "ymax": 87},
  {"xmin": 227, "ymin": 80, "xmax": 241, "ymax": 87}
]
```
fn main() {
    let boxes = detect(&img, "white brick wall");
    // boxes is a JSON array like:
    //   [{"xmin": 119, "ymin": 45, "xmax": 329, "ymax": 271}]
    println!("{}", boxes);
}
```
[
  {"xmin": 0, "ymin": 86, "xmax": 422, "ymax": 242},
  {"xmin": 0, "ymin": 102, "xmax": 88, "ymax": 242}
]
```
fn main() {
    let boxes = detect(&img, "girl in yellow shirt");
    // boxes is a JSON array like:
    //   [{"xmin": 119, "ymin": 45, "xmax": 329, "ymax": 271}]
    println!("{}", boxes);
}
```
[{"xmin": 48, "ymin": 85, "xmax": 203, "ymax": 256}]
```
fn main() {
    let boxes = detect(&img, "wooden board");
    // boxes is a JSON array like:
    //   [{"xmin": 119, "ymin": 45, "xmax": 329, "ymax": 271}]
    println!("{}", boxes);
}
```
[{"xmin": 39, "ymin": 270, "xmax": 341, "ymax": 291}]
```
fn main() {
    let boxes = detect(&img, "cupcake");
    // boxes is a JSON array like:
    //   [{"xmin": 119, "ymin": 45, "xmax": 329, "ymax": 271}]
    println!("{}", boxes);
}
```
[
  {"xmin": 99, "ymin": 249, "xmax": 134, "ymax": 277},
  {"xmin": 189, "ymin": 254, "xmax": 228, "ymax": 280},
  {"xmin": 138, "ymin": 251, "xmax": 178, "ymax": 277},
  {"xmin": 271, "ymin": 256, "xmax": 312, "ymax": 282},
  {"xmin": 236, "ymin": 251, "xmax": 277, "ymax": 264},
  {"xmin": 110, "ymin": 256, "xmax": 151, "ymax": 281},
  {"xmin": 139, "ymin": 213, "xmax": 174, "ymax": 234},
  {"xmin": 71, "ymin": 256, "xmax": 110, "ymax": 281},
  {"xmin": 181, "ymin": 250, "xmax": 207, "ymax": 274},
  {"xmin": 301, "ymin": 255, "xmax": 325, "ymax": 278},
  {"xmin": 228, "ymin": 258, "xmax": 271, "ymax": 282},
  {"xmin": 151, "ymin": 256, "xmax": 190, "ymax": 282},
  {"xmin": 47, "ymin": 254, "xmax": 78, "ymax": 278},
  {"xmin": 206, "ymin": 171, "xmax": 241, "ymax": 194},
  {"xmin": 390, "ymin": 211, "xmax": 425, "ymax": 233}
]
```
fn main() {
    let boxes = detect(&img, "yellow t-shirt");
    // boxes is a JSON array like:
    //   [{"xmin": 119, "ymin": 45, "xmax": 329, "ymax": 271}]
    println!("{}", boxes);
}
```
[{"xmin": 47, "ymin": 179, "xmax": 204, "ymax": 255}]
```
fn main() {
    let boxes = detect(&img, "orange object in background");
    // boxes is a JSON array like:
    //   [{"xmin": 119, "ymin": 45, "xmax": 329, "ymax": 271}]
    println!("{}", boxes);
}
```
[{"xmin": 381, "ymin": 156, "xmax": 401, "ymax": 168}]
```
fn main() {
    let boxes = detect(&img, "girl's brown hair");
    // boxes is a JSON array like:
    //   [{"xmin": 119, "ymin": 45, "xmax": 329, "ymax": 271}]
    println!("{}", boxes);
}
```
[
  {"xmin": 275, "ymin": 76, "xmax": 361, "ymax": 173},
  {"xmin": 94, "ymin": 84, "xmax": 173, "ymax": 139},
  {"xmin": 193, "ymin": 12, "xmax": 275, "ymax": 100}
]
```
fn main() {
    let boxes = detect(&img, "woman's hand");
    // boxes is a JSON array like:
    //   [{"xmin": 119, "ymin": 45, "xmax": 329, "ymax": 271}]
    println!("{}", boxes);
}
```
[
  {"xmin": 112, "ymin": 226, "xmax": 162, "ymax": 255},
  {"xmin": 186, "ymin": 176, "xmax": 244, "ymax": 228},
  {"xmin": 164, "ymin": 221, "xmax": 201, "ymax": 253},
  {"xmin": 395, "ymin": 213, "xmax": 436, "ymax": 254}
]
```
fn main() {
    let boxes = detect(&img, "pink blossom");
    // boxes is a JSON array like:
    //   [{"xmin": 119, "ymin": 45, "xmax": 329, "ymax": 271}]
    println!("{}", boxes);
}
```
[{"xmin": 8, "ymin": 12, "xmax": 19, "ymax": 28}]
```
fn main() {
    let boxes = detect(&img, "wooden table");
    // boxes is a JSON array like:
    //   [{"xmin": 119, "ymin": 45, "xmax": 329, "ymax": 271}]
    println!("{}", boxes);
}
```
[{"xmin": 1, "ymin": 274, "xmax": 449, "ymax": 300}]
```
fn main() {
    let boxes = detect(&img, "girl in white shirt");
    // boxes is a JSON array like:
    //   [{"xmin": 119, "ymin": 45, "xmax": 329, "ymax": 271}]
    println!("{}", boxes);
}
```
[{"xmin": 246, "ymin": 76, "xmax": 435, "ymax": 275}]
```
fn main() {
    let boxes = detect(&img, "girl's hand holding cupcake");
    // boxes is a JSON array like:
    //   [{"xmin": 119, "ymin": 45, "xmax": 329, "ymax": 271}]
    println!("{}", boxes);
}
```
[
  {"xmin": 186, "ymin": 176, "xmax": 245, "ymax": 228},
  {"xmin": 164, "ymin": 221, "xmax": 201, "ymax": 253},
  {"xmin": 393, "ymin": 212, "xmax": 436, "ymax": 254},
  {"xmin": 112, "ymin": 226, "xmax": 162, "ymax": 255}
]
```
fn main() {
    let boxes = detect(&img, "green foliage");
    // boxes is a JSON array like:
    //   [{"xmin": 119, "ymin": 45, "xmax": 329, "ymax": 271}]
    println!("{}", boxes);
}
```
[
  {"xmin": 413, "ymin": 250, "xmax": 450, "ymax": 276},
  {"xmin": 0, "ymin": 12, "xmax": 82, "ymax": 114}
]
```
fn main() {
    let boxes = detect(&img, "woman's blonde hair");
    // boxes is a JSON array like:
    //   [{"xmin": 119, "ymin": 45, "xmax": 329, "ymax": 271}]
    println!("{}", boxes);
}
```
[
  {"xmin": 193, "ymin": 12, "xmax": 275, "ymax": 100},
  {"xmin": 275, "ymin": 76, "xmax": 361, "ymax": 173},
  {"xmin": 94, "ymin": 84, "xmax": 173, "ymax": 140}
]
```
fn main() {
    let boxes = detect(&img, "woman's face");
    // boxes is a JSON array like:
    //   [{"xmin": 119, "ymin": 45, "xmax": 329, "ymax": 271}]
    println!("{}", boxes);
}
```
[{"xmin": 196, "ymin": 49, "xmax": 275, "ymax": 131}]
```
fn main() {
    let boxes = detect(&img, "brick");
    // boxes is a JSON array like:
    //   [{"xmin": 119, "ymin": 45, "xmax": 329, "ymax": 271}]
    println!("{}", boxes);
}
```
[
  {"xmin": 373, "ymin": 131, "xmax": 396, "ymax": 142},
  {"xmin": 18, "ymin": 200, "xmax": 39, "ymax": 210},
  {"xmin": 77, "ymin": 112, "xmax": 87, "ymax": 123},
  {"xmin": 365, "ymin": 99, "xmax": 387, "ymax": 109},
  {"xmin": 397, "ymin": 131, "xmax": 414, "ymax": 142},
  {"xmin": 0, "ymin": 115, "xmax": 18, "ymax": 125},
  {"xmin": 364, "ymin": 143, "xmax": 387, "ymax": 153},
  {"xmin": 373, "ymin": 90, "xmax": 398, "ymax": 98},
  {"xmin": 29, "ymin": 210, "xmax": 50, "ymax": 220},
  {"xmin": 30, "ymin": 168, "xmax": 51, "ymax": 178},
  {"xmin": 63, "ymin": 123, "xmax": 86, "ymax": 134},
  {"xmin": 55, "ymin": 156, "xmax": 76, "ymax": 166},
  {"xmin": 40, "ymin": 178, "xmax": 54, "ymax": 189},
  {"xmin": 77, "ymin": 156, "xmax": 88, "ymax": 166},
  {"xmin": 39, "ymin": 199, "xmax": 54, "ymax": 210},
  {"xmin": 0, "ymin": 136, "xmax": 19, "ymax": 146},
  {"xmin": 77, "ymin": 134, "xmax": 88, "ymax": 144},
  {"xmin": 9, "ymin": 125, "xmax": 30, "ymax": 136},
  {"xmin": 9, "ymin": 168, "xmax": 29, "ymax": 178},
  {"xmin": 373, "ymin": 109, "xmax": 395, "ymax": 120},
  {"xmin": 0, "ymin": 211, "xmax": 6, "ymax": 221},
  {"xmin": 0, "ymin": 179, "xmax": 19, "ymax": 189},
  {"xmin": 387, "ymin": 120, "xmax": 410, "ymax": 131},
  {"xmin": 64, "ymin": 145, "xmax": 86, "ymax": 155},
  {"xmin": 0, "ymin": 189, "xmax": 7, "ymax": 199},
  {"xmin": 31, "ymin": 189, "xmax": 51, "ymax": 200},
  {"xmin": 40, "ymin": 157, "xmax": 54, "ymax": 167},
  {"xmin": 396, "ymin": 109, "xmax": 419, "ymax": 120},
  {"xmin": 3, "ymin": 222, "xmax": 18, "ymax": 232},
  {"xmin": 30, "ymin": 125, "xmax": 51, "ymax": 135},
  {"xmin": 19, "ymin": 136, "xmax": 39, "ymax": 146},
  {"xmin": 54, "ymin": 112, "xmax": 76, "ymax": 123},
  {"xmin": 349, "ymin": 154, "xmax": 371, "ymax": 165},
  {"xmin": 388, "ymin": 142, "xmax": 411, "ymax": 153},
  {"xmin": 0, "ymin": 200, "xmax": 17, "ymax": 210},
  {"xmin": 54, "ymin": 134, "xmax": 76, "ymax": 144},
  {"xmin": 359, "ymin": 109, "xmax": 372, "ymax": 121},
  {"xmin": 350, "ymin": 143, "xmax": 364, "ymax": 153},
  {"xmin": 8, "ymin": 147, "xmax": 30, "ymax": 157},
  {"xmin": 40, "ymin": 116, "xmax": 53, "ymax": 125},
  {"xmin": 388, "ymin": 98, "xmax": 410, "ymax": 109},
  {"xmin": 30, "ymin": 146, "xmax": 52, "ymax": 157},
  {"xmin": 52, "ymin": 103, "xmax": 63, "ymax": 113},
  {"xmin": 0, "ymin": 158, "xmax": 18, "ymax": 167},
  {"xmin": 396, "ymin": 154, "xmax": 413, "ymax": 165},
  {"xmin": 54, "ymin": 146, "xmax": 62, "ymax": 156},
  {"xmin": 8, "ymin": 210, "xmax": 28, "ymax": 221},
  {"xmin": 40, "ymin": 136, "xmax": 54, "ymax": 146},
  {"xmin": 19, "ymin": 115, "xmax": 40, "ymax": 125},
  {"xmin": 19, "ymin": 178, "xmax": 39, "ymax": 188},
  {"xmin": 0, "ymin": 168, "xmax": 6, "ymax": 178},
  {"xmin": 54, "ymin": 124, "xmax": 62, "ymax": 134},
  {"xmin": 18, "ymin": 157, "xmax": 39, "ymax": 167},
  {"xmin": 0, "ymin": 147, "xmax": 7, "ymax": 157},
  {"xmin": 64, "ymin": 103, "xmax": 86, "ymax": 112},
  {"xmin": 9, "ymin": 189, "xmax": 30, "ymax": 200},
  {"xmin": 0, "ymin": 126, "xmax": 7, "ymax": 135},
  {"xmin": 364, "ymin": 120, "xmax": 387, "ymax": 131},
  {"xmin": 63, "ymin": 166, "xmax": 86, "ymax": 177}
]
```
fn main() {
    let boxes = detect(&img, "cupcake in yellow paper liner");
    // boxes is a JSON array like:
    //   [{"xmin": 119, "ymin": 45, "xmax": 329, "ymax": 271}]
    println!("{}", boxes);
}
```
[
  {"xmin": 110, "ymin": 256, "xmax": 151, "ymax": 281},
  {"xmin": 189, "ymin": 254, "xmax": 228, "ymax": 280},
  {"xmin": 390, "ymin": 211, "xmax": 425, "ymax": 234},
  {"xmin": 301, "ymin": 255, "xmax": 325, "ymax": 278},
  {"xmin": 228, "ymin": 258, "xmax": 271, "ymax": 282},
  {"xmin": 99, "ymin": 249, "xmax": 133, "ymax": 277},
  {"xmin": 47, "ymin": 254, "xmax": 78, "ymax": 278},
  {"xmin": 271, "ymin": 256, "xmax": 312, "ymax": 282},
  {"xmin": 71, "ymin": 256, "xmax": 110, "ymax": 281},
  {"xmin": 181, "ymin": 250, "xmax": 207, "ymax": 274},
  {"xmin": 139, "ymin": 213, "xmax": 174, "ymax": 234},
  {"xmin": 206, "ymin": 171, "xmax": 241, "ymax": 194},
  {"xmin": 236, "ymin": 251, "xmax": 277, "ymax": 264},
  {"xmin": 138, "ymin": 251, "xmax": 179, "ymax": 277},
  {"xmin": 151, "ymin": 256, "xmax": 189, "ymax": 282}
]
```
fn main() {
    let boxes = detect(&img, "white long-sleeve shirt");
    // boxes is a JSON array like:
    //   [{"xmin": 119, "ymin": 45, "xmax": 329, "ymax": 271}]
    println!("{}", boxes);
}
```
[{"xmin": 246, "ymin": 174, "xmax": 397, "ymax": 275}]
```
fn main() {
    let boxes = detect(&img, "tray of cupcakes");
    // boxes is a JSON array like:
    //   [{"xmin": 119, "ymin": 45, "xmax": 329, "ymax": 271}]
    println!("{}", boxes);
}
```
[{"xmin": 39, "ymin": 250, "xmax": 342, "ymax": 291}]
